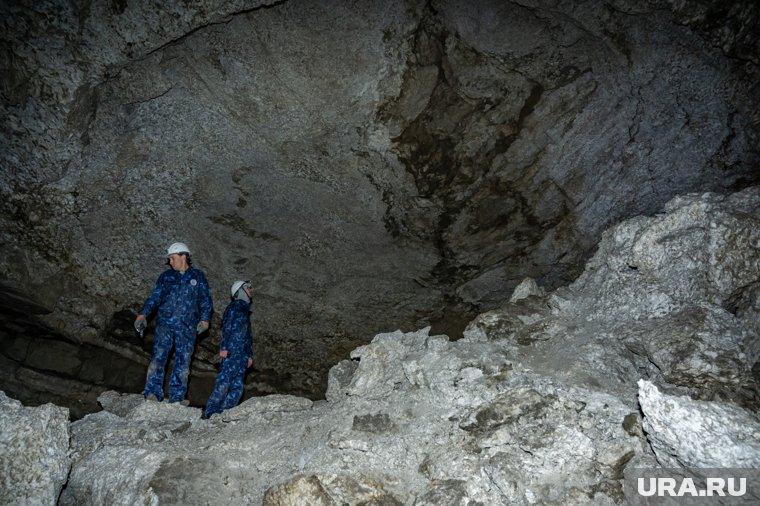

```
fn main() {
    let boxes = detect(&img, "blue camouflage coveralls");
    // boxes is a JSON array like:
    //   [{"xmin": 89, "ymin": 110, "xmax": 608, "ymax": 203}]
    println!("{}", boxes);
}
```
[
  {"xmin": 141, "ymin": 267, "xmax": 212, "ymax": 402},
  {"xmin": 204, "ymin": 298, "xmax": 253, "ymax": 418}
]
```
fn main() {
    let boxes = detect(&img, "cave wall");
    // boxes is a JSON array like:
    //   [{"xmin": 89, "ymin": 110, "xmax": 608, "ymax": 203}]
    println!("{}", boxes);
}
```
[{"xmin": 1, "ymin": 0, "xmax": 758, "ymax": 410}]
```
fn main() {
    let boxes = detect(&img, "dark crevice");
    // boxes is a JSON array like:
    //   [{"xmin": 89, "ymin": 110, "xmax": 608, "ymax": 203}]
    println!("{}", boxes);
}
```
[
  {"xmin": 0, "ymin": 284, "xmax": 150, "ymax": 419},
  {"xmin": 517, "ymin": 84, "xmax": 544, "ymax": 126},
  {"xmin": 142, "ymin": 0, "xmax": 292, "ymax": 59},
  {"xmin": 123, "ymin": 86, "xmax": 173, "ymax": 106}
]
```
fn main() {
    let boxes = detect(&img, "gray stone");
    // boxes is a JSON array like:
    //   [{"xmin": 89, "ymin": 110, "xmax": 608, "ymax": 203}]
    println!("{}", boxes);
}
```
[
  {"xmin": 568, "ymin": 188, "xmax": 760, "ymax": 322},
  {"xmin": 2, "ymin": 0, "xmax": 759, "ymax": 406},
  {"xmin": 508, "ymin": 277, "xmax": 545, "ymax": 304},
  {"xmin": 218, "ymin": 393, "xmax": 313, "ymax": 421},
  {"xmin": 413, "ymin": 479, "xmax": 471, "ymax": 506},
  {"xmin": 326, "ymin": 359, "xmax": 359, "ymax": 402},
  {"xmin": 638, "ymin": 380, "xmax": 760, "ymax": 468},
  {"xmin": 97, "ymin": 390, "xmax": 145, "ymax": 417},
  {"xmin": 620, "ymin": 306, "xmax": 754, "ymax": 398},
  {"xmin": 38, "ymin": 188, "xmax": 760, "ymax": 504},
  {"xmin": 352, "ymin": 413, "xmax": 396, "ymax": 434},
  {"xmin": 0, "ymin": 391, "xmax": 70, "ymax": 506},
  {"xmin": 263, "ymin": 473, "xmax": 403, "ymax": 506}
]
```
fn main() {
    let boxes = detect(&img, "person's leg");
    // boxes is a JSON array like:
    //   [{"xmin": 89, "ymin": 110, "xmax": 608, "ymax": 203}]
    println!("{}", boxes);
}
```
[
  {"xmin": 143, "ymin": 324, "xmax": 172, "ymax": 401},
  {"xmin": 222, "ymin": 357, "xmax": 247, "ymax": 410},
  {"xmin": 168, "ymin": 324, "xmax": 196, "ymax": 402},
  {"xmin": 204, "ymin": 359, "xmax": 233, "ymax": 418}
]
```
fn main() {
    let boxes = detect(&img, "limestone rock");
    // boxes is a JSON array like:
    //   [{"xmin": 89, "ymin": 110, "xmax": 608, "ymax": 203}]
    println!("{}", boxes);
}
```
[
  {"xmin": 638, "ymin": 380, "xmax": 760, "ymax": 468},
  {"xmin": 620, "ymin": 306, "xmax": 754, "ymax": 398},
  {"xmin": 464, "ymin": 188, "xmax": 760, "ymax": 408},
  {"xmin": 2, "ymin": 0, "xmax": 759, "ymax": 407},
  {"xmin": 263, "ymin": 473, "xmax": 403, "ymax": 506},
  {"xmin": 0, "ymin": 391, "xmax": 70, "ymax": 506},
  {"xmin": 508, "ymin": 277, "xmax": 545, "ymax": 303},
  {"xmin": 60, "ymin": 327, "xmax": 644, "ymax": 505},
  {"xmin": 412, "ymin": 480, "xmax": 469, "ymax": 506},
  {"xmin": 570, "ymin": 188, "xmax": 760, "ymax": 321},
  {"xmin": 35, "ymin": 188, "xmax": 760, "ymax": 504}
]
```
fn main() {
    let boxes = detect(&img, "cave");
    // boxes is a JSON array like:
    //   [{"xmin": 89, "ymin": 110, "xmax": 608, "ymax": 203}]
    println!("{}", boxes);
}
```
[{"xmin": 1, "ymin": 0, "xmax": 759, "ymax": 424}]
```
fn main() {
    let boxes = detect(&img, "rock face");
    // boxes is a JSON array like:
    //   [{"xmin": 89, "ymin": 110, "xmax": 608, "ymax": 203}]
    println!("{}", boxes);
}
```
[
  {"xmin": 638, "ymin": 380, "xmax": 760, "ymax": 469},
  {"xmin": 55, "ymin": 188, "xmax": 760, "ymax": 505},
  {"xmin": 61, "ymin": 331, "xmax": 644, "ymax": 505},
  {"xmin": 467, "ymin": 187, "xmax": 760, "ymax": 409},
  {"xmin": 0, "ymin": 391, "xmax": 70, "ymax": 506},
  {"xmin": 2, "ymin": 0, "xmax": 760, "ymax": 410}
]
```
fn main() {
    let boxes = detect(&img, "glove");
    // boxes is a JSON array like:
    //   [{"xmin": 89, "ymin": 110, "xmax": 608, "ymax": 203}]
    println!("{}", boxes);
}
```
[
  {"xmin": 196, "ymin": 321, "xmax": 209, "ymax": 334},
  {"xmin": 134, "ymin": 315, "xmax": 147, "ymax": 335}
]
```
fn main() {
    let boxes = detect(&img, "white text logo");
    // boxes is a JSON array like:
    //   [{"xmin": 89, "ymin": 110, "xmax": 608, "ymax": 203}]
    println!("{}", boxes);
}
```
[{"xmin": 637, "ymin": 477, "xmax": 746, "ymax": 497}]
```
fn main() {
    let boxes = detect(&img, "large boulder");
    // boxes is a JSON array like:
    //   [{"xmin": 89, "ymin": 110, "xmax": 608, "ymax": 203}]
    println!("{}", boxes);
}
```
[
  {"xmin": 638, "ymin": 380, "xmax": 760, "ymax": 469},
  {"xmin": 0, "ymin": 391, "xmax": 70, "ymax": 506},
  {"xmin": 465, "ymin": 187, "xmax": 760, "ymax": 408}
]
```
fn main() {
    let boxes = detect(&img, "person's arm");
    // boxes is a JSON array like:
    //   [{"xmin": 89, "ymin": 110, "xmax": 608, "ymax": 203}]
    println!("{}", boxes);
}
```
[
  {"xmin": 222, "ymin": 305, "xmax": 248, "ymax": 356},
  {"xmin": 197, "ymin": 271, "xmax": 213, "ymax": 324},
  {"xmin": 134, "ymin": 273, "xmax": 165, "ymax": 334},
  {"xmin": 218, "ymin": 305, "xmax": 234, "ymax": 356},
  {"xmin": 240, "ymin": 309, "xmax": 253, "ymax": 368},
  {"xmin": 140, "ymin": 272, "xmax": 166, "ymax": 318}
]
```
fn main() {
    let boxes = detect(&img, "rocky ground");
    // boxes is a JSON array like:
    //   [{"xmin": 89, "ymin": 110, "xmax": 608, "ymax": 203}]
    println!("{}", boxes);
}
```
[{"xmin": 2, "ymin": 188, "xmax": 758, "ymax": 504}]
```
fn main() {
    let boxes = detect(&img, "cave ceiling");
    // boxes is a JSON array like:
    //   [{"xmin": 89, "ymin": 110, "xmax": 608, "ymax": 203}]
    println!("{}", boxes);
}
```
[{"xmin": 1, "ymin": 0, "xmax": 758, "ymax": 409}]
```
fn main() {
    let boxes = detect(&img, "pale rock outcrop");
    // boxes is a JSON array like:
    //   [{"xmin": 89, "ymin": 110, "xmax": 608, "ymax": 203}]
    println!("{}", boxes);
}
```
[
  {"xmin": 263, "ymin": 473, "xmax": 403, "ymax": 506},
  {"xmin": 61, "ymin": 329, "xmax": 643, "ymax": 505},
  {"xmin": 34, "ymin": 188, "xmax": 760, "ymax": 504},
  {"xmin": 508, "ymin": 277, "xmax": 545, "ymax": 303},
  {"xmin": 0, "ymin": 391, "xmax": 70, "ymax": 506},
  {"xmin": 465, "ymin": 187, "xmax": 760, "ymax": 408},
  {"xmin": 637, "ymin": 380, "xmax": 760, "ymax": 469}
]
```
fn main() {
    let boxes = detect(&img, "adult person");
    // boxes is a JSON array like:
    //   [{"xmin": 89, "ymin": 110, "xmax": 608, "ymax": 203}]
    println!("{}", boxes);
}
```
[
  {"xmin": 203, "ymin": 280, "xmax": 254, "ymax": 419},
  {"xmin": 134, "ymin": 242, "xmax": 213, "ymax": 404}
]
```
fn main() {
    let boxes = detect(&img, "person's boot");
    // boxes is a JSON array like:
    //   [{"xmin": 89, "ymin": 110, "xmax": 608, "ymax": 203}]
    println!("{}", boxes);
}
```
[
  {"xmin": 180, "ymin": 399, "xmax": 190, "ymax": 407},
  {"xmin": 145, "ymin": 394, "xmax": 158, "ymax": 402}
]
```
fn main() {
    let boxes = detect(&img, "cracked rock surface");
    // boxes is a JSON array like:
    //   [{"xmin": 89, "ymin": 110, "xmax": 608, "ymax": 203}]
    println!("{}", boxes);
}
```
[
  {"xmin": 39, "ymin": 188, "xmax": 760, "ymax": 505},
  {"xmin": 2, "ymin": 0, "xmax": 759, "ymax": 412},
  {"xmin": 0, "ymin": 391, "xmax": 70, "ymax": 506}
]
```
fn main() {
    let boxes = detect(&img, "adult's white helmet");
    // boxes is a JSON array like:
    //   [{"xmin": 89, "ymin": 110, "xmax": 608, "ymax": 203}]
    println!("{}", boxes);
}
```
[
  {"xmin": 166, "ymin": 242, "xmax": 190, "ymax": 256},
  {"xmin": 230, "ymin": 280, "xmax": 252, "ymax": 297}
]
